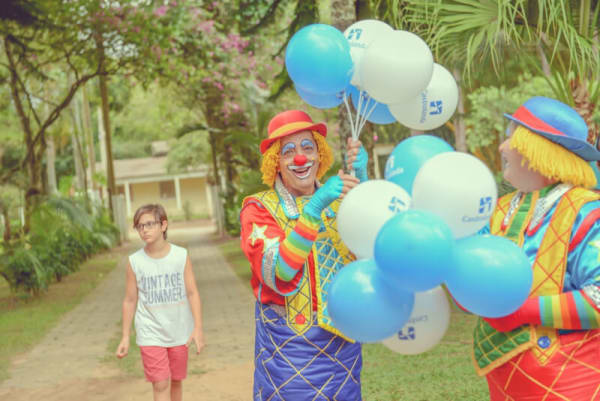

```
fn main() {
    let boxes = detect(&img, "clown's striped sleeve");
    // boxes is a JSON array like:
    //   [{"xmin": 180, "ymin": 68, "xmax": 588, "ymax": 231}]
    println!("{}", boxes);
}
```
[
  {"xmin": 537, "ymin": 202, "xmax": 600, "ymax": 329},
  {"xmin": 537, "ymin": 287, "xmax": 600, "ymax": 329},
  {"xmin": 275, "ymin": 212, "xmax": 320, "ymax": 281}
]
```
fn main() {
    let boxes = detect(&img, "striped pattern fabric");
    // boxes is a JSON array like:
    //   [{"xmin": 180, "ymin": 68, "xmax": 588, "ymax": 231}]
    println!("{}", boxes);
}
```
[
  {"xmin": 539, "ymin": 289, "xmax": 600, "ymax": 329},
  {"xmin": 276, "ymin": 212, "xmax": 320, "ymax": 282}
]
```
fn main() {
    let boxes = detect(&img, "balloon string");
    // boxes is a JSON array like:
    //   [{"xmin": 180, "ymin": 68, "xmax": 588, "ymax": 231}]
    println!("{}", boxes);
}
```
[
  {"xmin": 355, "ymin": 90, "xmax": 365, "ymax": 140},
  {"xmin": 343, "ymin": 91, "xmax": 357, "ymax": 140},
  {"xmin": 358, "ymin": 96, "xmax": 378, "ymax": 135},
  {"xmin": 342, "ymin": 91, "xmax": 357, "ymax": 176}
]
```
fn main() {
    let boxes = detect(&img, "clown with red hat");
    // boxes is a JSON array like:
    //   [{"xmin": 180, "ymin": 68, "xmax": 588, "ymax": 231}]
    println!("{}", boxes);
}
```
[
  {"xmin": 469, "ymin": 96, "xmax": 600, "ymax": 400},
  {"xmin": 239, "ymin": 110, "xmax": 368, "ymax": 400}
]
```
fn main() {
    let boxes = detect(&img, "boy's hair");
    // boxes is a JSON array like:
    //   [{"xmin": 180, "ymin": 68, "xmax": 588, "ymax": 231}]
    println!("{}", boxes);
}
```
[
  {"xmin": 133, "ymin": 204, "xmax": 169, "ymax": 239},
  {"xmin": 510, "ymin": 125, "xmax": 597, "ymax": 188},
  {"xmin": 260, "ymin": 132, "xmax": 334, "ymax": 187}
]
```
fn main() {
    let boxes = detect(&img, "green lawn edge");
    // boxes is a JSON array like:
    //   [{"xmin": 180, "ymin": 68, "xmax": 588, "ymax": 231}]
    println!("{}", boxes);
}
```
[{"xmin": 0, "ymin": 246, "xmax": 131, "ymax": 382}]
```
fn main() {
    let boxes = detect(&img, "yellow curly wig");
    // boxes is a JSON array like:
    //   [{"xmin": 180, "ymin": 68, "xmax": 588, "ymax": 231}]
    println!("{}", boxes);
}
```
[
  {"xmin": 260, "ymin": 131, "xmax": 334, "ymax": 187},
  {"xmin": 509, "ymin": 125, "xmax": 597, "ymax": 188}
]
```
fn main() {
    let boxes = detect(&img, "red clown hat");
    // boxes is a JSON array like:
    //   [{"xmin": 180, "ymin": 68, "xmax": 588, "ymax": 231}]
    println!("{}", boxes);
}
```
[{"xmin": 260, "ymin": 110, "xmax": 327, "ymax": 154}]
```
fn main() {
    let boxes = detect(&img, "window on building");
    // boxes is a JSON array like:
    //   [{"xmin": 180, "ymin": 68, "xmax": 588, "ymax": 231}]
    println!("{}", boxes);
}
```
[{"xmin": 159, "ymin": 180, "xmax": 176, "ymax": 199}]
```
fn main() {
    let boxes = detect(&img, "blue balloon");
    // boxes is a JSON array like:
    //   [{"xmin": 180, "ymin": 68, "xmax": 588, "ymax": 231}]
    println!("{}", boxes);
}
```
[
  {"xmin": 445, "ymin": 235, "xmax": 533, "ymax": 318},
  {"xmin": 374, "ymin": 210, "xmax": 454, "ymax": 292},
  {"xmin": 295, "ymin": 85, "xmax": 344, "ymax": 109},
  {"xmin": 285, "ymin": 24, "xmax": 353, "ymax": 94},
  {"xmin": 328, "ymin": 259, "xmax": 414, "ymax": 343},
  {"xmin": 347, "ymin": 85, "xmax": 396, "ymax": 125},
  {"xmin": 384, "ymin": 135, "xmax": 454, "ymax": 194}
]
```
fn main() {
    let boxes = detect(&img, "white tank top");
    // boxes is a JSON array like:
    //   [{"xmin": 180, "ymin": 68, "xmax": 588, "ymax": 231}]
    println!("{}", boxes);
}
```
[{"xmin": 129, "ymin": 244, "xmax": 194, "ymax": 347}]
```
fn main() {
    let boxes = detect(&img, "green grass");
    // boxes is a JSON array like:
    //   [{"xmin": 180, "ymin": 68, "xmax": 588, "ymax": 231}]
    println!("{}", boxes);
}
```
[
  {"xmin": 218, "ymin": 237, "xmax": 488, "ymax": 400},
  {"xmin": 0, "ymin": 250, "xmax": 126, "ymax": 382}
]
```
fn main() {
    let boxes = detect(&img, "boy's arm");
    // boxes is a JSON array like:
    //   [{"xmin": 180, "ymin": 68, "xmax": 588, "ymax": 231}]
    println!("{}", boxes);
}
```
[
  {"xmin": 116, "ymin": 262, "xmax": 137, "ymax": 358},
  {"xmin": 184, "ymin": 254, "xmax": 204, "ymax": 354}
]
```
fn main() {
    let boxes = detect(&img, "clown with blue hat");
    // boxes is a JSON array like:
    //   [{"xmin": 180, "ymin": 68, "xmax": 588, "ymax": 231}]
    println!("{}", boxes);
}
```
[
  {"xmin": 239, "ymin": 110, "xmax": 367, "ymax": 400},
  {"xmin": 471, "ymin": 96, "xmax": 600, "ymax": 400}
]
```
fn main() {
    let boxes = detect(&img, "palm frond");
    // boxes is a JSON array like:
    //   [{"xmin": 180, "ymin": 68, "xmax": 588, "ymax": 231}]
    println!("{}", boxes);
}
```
[{"xmin": 45, "ymin": 196, "xmax": 93, "ymax": 231}]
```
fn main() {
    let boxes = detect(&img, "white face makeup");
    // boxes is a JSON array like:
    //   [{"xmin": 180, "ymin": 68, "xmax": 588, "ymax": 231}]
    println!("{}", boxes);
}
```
[{"xmin": 278, "ymin": 131, "xmax": 320, "ymax": 197}]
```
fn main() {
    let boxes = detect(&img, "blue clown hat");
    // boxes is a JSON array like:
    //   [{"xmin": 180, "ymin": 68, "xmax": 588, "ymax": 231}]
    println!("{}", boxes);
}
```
[{"xmin": 504, "ymin": 96, "xmax": 600, "ymax": 161}]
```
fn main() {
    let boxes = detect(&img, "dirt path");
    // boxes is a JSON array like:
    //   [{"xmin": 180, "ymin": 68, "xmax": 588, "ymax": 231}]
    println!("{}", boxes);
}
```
[{"xmin": 0, "ymin": 224, "xmax": 255, "ymax": 401}]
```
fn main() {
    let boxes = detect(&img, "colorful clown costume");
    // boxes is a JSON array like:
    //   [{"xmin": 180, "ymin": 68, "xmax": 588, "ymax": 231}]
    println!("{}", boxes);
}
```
[
  {"xmin": 240, "ymin": 176, "xmax": 362, "ymax": 401},
  {"xmin": 472, "ymin": 184, "xmax": 600, "ymax": 400}
]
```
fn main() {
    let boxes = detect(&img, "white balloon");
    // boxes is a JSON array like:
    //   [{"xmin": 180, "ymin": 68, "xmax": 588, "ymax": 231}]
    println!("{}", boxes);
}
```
[
  {"xmin": 411, "ymin": 152, "xmax": 498, "ymax": 239},
  {"xmin": 337, "ymin": 180, "xmax": 411, "ymax": 259},
  {"xmin": 343, "ymin": 19, "xmax": 394, "ymax": 88},
  {"xmin": 381, "ymin": 286, "xmax": 450, "ymax": 355},
  {"xmin": 389, "ymin": 63, "xmax": 459, "ymax": 131},
  {"xmin": 360, "ymin": 30, "xmax": 434, "ymax": 104}
]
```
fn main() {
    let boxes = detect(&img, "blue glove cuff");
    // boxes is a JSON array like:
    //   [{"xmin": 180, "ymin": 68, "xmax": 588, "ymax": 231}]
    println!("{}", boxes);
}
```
[{"xmin": 349, "ymin": 146, "xmax": 368, "ymax": 182}]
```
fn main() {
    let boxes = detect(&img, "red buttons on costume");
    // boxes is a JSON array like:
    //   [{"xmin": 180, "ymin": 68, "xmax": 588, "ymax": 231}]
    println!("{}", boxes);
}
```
[
  {"xmin": 293, "ymin": 154, "xmax": 308, "ymax": 166},
  {"xmin": 295, "ymin": 313, "xmax": 306, "ymax": 324}
]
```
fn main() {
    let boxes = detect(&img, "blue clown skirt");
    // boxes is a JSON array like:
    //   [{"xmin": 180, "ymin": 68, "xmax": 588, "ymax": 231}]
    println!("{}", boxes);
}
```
[{"xmin": 253, "ymin": 302, "xmax": 362, "ymax": 401}]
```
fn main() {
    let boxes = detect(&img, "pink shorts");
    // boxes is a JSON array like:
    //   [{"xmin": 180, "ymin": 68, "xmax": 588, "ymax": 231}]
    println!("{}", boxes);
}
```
[{"xmin": 139, "ymin": 345, "xmax": 188, "ymax": 382}]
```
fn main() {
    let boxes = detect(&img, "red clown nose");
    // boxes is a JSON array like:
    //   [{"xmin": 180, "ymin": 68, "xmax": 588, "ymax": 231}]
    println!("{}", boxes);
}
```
[{"xmin": 293, "ymin": 154, "xmax": 308, "ymax": 166}]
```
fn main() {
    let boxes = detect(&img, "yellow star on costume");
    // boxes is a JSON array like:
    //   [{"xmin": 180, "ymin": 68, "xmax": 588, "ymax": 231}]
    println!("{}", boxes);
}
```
[
  {"xmin": 248, "ymin": 223, "xmax": 280, "ymax": 249},
  {"xmin": 590, "ymin": 240, "xmax": 600, "ymax": 261},
  {"xmin": 249, "ymin": 223, "xmax": 268, "ymax": 246}
]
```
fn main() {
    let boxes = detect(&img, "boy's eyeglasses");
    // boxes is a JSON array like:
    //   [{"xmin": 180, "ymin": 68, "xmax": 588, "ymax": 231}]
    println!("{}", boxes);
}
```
[{"xmin": 135, "ymin": 221, "xmax": 160, "ymax": 231}]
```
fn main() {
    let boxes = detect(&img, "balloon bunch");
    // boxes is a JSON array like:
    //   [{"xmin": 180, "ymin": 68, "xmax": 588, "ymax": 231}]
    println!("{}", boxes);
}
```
[
  {"xmin": 328, "ymin": 136, "xmax": 534, "ymax": 354},
  {"xmin": 285, "ymin": 20, "xmax": 459, "ymax": 140}
]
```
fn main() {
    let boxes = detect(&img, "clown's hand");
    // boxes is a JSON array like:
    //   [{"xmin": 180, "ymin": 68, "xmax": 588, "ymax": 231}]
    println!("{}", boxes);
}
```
[
  {"xmin": 346, "ymin": 138, "xmax": 368, "ymax": 182},
  {"xmin": 482, "ymin": 297, "xmax": 540, "ymax": 332},
  {"xmin": 304, "ymin": 176, "xmax": 344, "ymax": 219}
]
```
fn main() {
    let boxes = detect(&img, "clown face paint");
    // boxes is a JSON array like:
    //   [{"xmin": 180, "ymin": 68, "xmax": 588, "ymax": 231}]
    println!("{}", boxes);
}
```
[{"xmin": 278, "ymin": 130, "xmax": 320, "ymax": 197}]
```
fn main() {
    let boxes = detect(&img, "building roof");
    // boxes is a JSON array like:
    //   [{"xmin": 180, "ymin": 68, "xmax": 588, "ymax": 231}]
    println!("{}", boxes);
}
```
[{"xmin": 95, "ymin": 156, "xmax": 209, "ymax": 182}]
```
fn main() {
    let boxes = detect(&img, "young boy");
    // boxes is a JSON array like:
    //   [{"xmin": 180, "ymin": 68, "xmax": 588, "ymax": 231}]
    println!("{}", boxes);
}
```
[{"xmin": 116, "ymin": 204, "xmax": 204, "ymax": 401}]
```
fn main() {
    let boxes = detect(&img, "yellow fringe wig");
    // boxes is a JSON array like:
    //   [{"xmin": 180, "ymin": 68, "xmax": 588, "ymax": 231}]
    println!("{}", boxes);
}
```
[
  {"xmin": 260, "ymin": 132, "xmax": 334, "ymax": 187},
  {"xmin": 509, "ymin": 125, "xmax": 596, "ymax": 188}
]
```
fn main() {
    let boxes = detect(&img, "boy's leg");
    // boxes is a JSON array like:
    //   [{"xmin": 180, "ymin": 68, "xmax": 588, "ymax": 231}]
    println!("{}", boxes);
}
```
[
  {"xmin": 171, "ymin": 380, "xmax": 182, "ymax": 401},
  {"xmin": 167, "ymin": 345, "xmax": 189, "ymax": 401},
  {"xmin": 152, "ymin": 379, "xmax": 170, "ymax": 401},
  {"xmin": 140, "ymin": 346, "xmax": 172, "ymax": 401}
]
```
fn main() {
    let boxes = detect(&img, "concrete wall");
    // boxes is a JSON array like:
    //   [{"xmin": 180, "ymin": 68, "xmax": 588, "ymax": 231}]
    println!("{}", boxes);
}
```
[
  {"xmin": 180, "ymin": 177, "xmax": 211, "ymax": 217},
  {"xmin": 126, "ymin": 177, "xmax": 211, "ymax": 218}
]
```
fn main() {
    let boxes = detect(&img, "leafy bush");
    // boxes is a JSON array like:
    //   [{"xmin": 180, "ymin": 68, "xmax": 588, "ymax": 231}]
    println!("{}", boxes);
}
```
[
  {"xmin": 223, "ymin": 169, "xmax": 266, "ymax": 237},
  {"xmin": 0, "ymin": 247, "xmax": 48, "ymax": 295},
  {"xmin": 0, "ymin": 197, "xmax": 118, "ymax": 294}
]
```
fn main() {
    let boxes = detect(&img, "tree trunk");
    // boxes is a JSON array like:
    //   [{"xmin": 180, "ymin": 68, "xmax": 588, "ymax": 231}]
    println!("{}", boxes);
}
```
[
  {"xmin": 1, "ymin": 206, "xmax": 10, "ymax": 243},
  {"xmin": 81, "ymin": 83, "xmax": 96, "ymax": 192},
  {"xmin": 536, "ymin": 41, "xmax": 551, "ymax": 77},
  {"xmin": 95, "ymin": 32, "xmax": 116, "ymax": 219},
  {"xmin": 46, "ymin": 135, "xmax": 58, "ymax": 195},
  {"xmin": 452, "ymin": 68, "xmax": 467, "ymax": 152},
  {"xmin": 330, "ymin": 0, "xmax": 356, "ymax": 30},
  {"xmin": 330, "ymin": 0, "xmax": 357, "ymax": 172},
  {"xmin": 70, "ymin": 93, "xmax": 87, "ymax": 193},
  {"xmin": 44, "ymin": 81, "xmax": 58, "ymax": 195},
  {"xmin": 208, "ymin": 133, "xmax": 225, "ymax": 237},
  {"xmin": 5, "ymin": 37, "xmax": 42, "ymax": 233}
]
